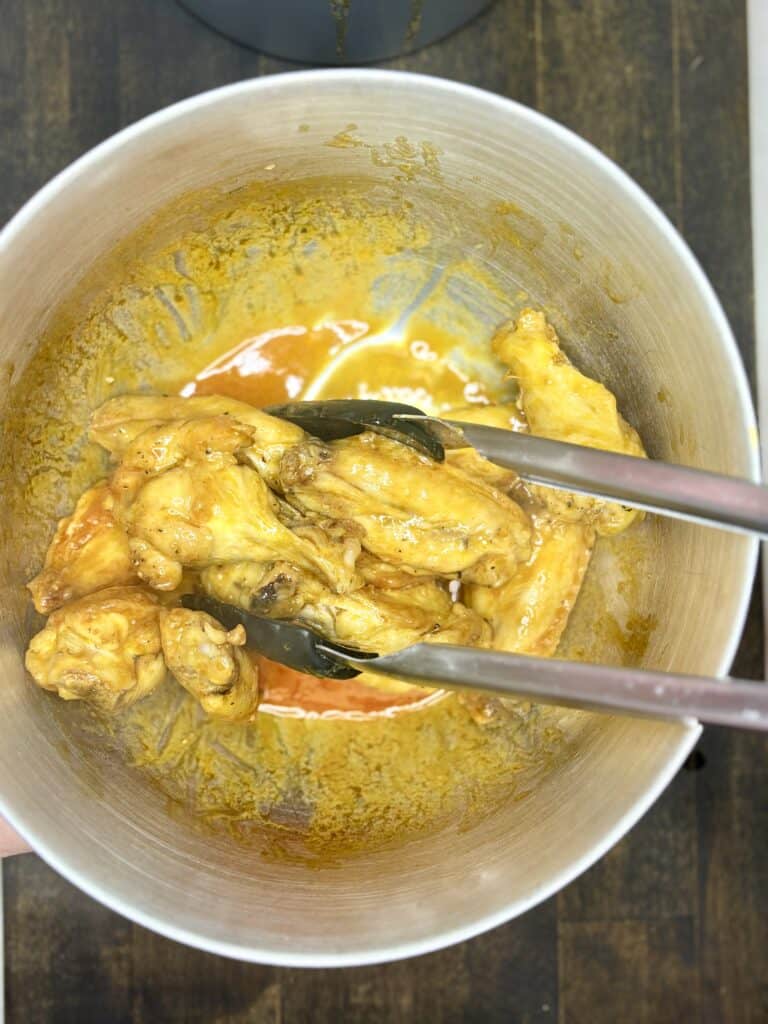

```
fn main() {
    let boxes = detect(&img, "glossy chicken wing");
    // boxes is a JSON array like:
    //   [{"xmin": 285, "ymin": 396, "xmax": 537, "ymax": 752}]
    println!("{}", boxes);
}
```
[
  {"xmin": 158, "ymin": 607, "xmax": 260, "ymax": 721},
  {"xmin": 297, "ymin": 577, "xmax": 490, "ymax": 654},
  {"xmin": 491, "ymin": 310, "xmax": 647, "ymax": 534},
  {"xmin": 279, "ymin": 432, "xmax": 532, "ymax": 585},
  {"xmin": 116, "ymin": 415, "xmax": 256, "ymax": 476},
  {"xmin": 90, "ymin": 394, "xmax": 304, "ymax": 488},
  {"xmin": 27, "ymin": 484, "xmax": 138, "ymax": 614},
  {"xmin": 201, "ymin": 561, "xmax": 308, "ymax": 619},
  {"xmin": 25, "ymin": 586, "xmax": 166, "ymax": 712},
  {"xmin": 25, "ymin": 586, "xmax": 261, "ymax": 721},
  {"xmin": 201, "ymin": 559, "xmax": 488, "ymax": 654},
  {"xmin": 467, "ymin": 517, "xmax": 595, "ymax": 657},
  {"xmin": 493, "ymin": 309, "xmax": 644, "ymax": 454},
  {"xmin": 120, "ymin": 462, "xmax": 360, "ymax": 593}
]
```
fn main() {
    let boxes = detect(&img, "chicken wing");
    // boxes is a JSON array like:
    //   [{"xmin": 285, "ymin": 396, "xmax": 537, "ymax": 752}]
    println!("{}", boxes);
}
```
[
  {"xmin": 201, "ymin": 558, "xmax": 489, "ymax": 653},
  {"xmin": 279, "ymin": 432, "xmax": 532, "ymax": 585},
  {"xmin": 158, "ymin": 607, "xmax": 260, "ymax": 721},
  {"xmin": 25, "ymin": 586, "xmax": 166, "ymax": 712},
  {"xmin": 119, "ymin": 462, "xmax": 360, "ymax": 593},
  {"xmin": 200, "ymin": 560, "xmax": 308, "ymax": 619},
  {"xmin": 116, "ymin": 415, "xmax": 256, "ymax": 477},
  {"xmin": 27, "ymin": 483, "xmax": 138, "ymax": 614},
  {"xmin": 90, "ymin": 394, "xmax": 304, "ymax": 488},
  {"xmin": 467, "ymin": 517, "xmax": 595, "ymax": 657},
  {"xmin": 26, "ymin": 585, "xmax": 261, "ymax": 721},
  {"xmin": 491, "ymin": 310, "xmax": 647, "ymax": 534},
  {"xmin": 297, "ymin": 577, "xmax": 489, "ymax": 653}
]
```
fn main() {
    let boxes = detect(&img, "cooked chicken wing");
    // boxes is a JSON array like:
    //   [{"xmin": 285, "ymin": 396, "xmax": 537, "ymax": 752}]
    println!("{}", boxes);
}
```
[
  {"xmin": 201, "ymin": 559, "xmax": 488, "ymax": 654},
  {"xmin": 127, "ymin": 537, "xmax": 185, "ymax": 592},
  {"xmin": 27, "ymin": 483, "xmax": 138, "ymax": 614},
  {"xmin": 25, "ymin": 586, "xmax": 166, "ymax": 712},
  {"xmin": 27, "ymin": 309, "xmax": 648, "ymax": 725},
  {"xmin": 467, "ymin": 517, "xmax": 594, "ymax": 657},
  {"xmin": 448, "ymin": 394, "xmax": 596, "ymax": 654},
  {"xmin": 26, "ymin": 585, "xmax": 260, "ymax": 721},
  {"xmin": 490, "ymin": 310, "xmax": 647, "ymax": 534},
  {"xmin": 116, "ymin": 415, "xmax": 257, "ymax": 476},
  {"xmin": 354, "ymin": 552, "xmax": 442, "ymax": 590},
  {"xmin": 158, "ymin": 607, "xmax": 260, "ymax": 721},
  {"xmin": 279, "ymin": 432, "xmax": 532, "ymax": 585},
  {"xmin": 493, "ymin": 309, "xmax": 644, "ymax": 455},
  {"xmin": 90, "ymin": 394, "xmax": 304, "ymax": 488},
  {"xmin": 201, "ymin": 560, "xmax": 308, "ymax": 619},
  {"xmin": 119, "ymin": 462, "xmax": 360, "ymax": 593},
  {"xmin": 298, "ymin": 577, "xmax": 489, "ymax": 653}
]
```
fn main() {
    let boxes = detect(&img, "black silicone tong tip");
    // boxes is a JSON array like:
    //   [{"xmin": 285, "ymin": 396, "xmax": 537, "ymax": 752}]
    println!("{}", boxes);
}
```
[
  {"xmin": 265, "ymin": 399, "xmax": 445, "ymax": 462},
  {"xmin": 181, "ymin": 593, "xmax": 378, "ymax": 680}
]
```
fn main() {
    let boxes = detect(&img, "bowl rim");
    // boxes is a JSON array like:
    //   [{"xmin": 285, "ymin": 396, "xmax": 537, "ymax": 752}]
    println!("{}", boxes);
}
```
[{"xmin": 0, "ymin": 68, "xmax": 758, "ymax": 967}]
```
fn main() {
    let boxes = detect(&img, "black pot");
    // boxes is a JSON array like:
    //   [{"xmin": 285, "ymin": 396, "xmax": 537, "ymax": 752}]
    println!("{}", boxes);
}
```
[{"xmin": 178, "ymin": 0, "xmax": 493, "ymax": 64}]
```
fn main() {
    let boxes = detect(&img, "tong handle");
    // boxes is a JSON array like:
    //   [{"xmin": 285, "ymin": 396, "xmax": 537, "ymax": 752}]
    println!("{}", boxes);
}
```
[
  {"xmin": 449, "ymin": 421, "xmax": 768, "ymax": 538},
  {"xmin": 329, "ymin": 643, "xmax": 768, "ymax": 732}
]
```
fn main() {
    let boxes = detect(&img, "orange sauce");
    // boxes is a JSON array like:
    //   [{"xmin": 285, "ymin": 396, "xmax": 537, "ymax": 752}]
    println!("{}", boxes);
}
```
[
  {"xmin": 255, "ymin": 655, "xmax": 436, "ymax": 718},
  {"xmin": 181, "ymin": 320, "xmax": 370, "ymax": 406},
  {"xmin": 181, "ymin": 318, "xmax": 492, "ymax": 718},
  {"xmin": 181, "ymin": 320, "xmax": 491, "ymax": 411}
]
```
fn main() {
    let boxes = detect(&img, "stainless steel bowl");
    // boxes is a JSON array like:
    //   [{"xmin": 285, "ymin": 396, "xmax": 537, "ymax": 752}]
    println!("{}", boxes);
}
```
[{"xmin": 0, "ymin": 70, "xmax": 758, "ymax": 965}]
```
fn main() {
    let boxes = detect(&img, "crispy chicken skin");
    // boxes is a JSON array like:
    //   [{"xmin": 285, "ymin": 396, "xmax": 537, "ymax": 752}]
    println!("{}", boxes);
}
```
[
  {"xmin": 26, "ymin": 309, "xmax": 646, "ymax": 719},
  {"xmin": 279, "ymin": 432, "xmax": 532, "ymax": 585},
  {"xmin": 28, "ymin": 484, "xmax": 138, "ymax": 614},
  {"xmin": 158, "ymin": 608, "xmax": 260, "ymax": 721}
]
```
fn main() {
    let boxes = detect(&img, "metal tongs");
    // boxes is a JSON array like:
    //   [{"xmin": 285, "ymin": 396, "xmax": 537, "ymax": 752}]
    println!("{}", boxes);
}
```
[
  {"xmin": 183, "ymin": 399, "xmax": 768, "ymax": 732},
  {"xmin": 267, "ymin": 398, "xmax": 768, "ymax": 537}
]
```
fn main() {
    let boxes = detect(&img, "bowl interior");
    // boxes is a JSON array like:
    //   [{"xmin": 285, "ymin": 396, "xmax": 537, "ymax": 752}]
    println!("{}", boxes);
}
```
[{"xmin": 0, "ymin": 72, "xmax": 757, "ymax": 964}]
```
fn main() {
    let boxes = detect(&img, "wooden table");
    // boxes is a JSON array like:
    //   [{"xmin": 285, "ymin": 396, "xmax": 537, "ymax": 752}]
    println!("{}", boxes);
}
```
[{"xmin": 3, "ymin": 2, "xmax": 766, "ymax": 1020}]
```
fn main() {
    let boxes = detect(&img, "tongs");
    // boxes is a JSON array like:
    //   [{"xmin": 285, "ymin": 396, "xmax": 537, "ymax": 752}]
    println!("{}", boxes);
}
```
[
  {"xmin": 185, "ymin": 593, "xmax": 768, "ymax": 731},
  {"xmin": 181, "ymin": 398, "xmax": 768, "ymax": 732},
  {"xmin": 266, "ymin": 398, "xmax": 768, "ymax": 537}
]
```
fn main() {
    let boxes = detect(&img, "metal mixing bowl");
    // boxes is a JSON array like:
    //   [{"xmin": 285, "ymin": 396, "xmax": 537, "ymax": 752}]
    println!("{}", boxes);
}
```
[{"xmin": 0, "ymin": 71, "xmax": 758, "ymax": 965}]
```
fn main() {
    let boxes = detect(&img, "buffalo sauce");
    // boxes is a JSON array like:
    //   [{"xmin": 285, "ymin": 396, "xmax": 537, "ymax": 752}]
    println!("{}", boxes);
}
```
[
  {"xmin": 180, "ymin": 320, "xmax": 371, "ymax": 406},
  {"xmin": 253, "ymin": 655, "xmax": 437, "ymax": 718}
]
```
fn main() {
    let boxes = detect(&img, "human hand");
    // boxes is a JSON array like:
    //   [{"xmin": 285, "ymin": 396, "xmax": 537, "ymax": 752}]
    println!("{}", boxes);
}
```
[{"xmin": 0, "ymin": 817, "xmax": 30, "ymax": 857}]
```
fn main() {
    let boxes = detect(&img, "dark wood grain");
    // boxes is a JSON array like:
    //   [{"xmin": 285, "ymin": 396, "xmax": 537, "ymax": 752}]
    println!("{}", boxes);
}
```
[{"xmin": 2, "ymin": 2, "xmax": 766, "ymax": 1021}]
